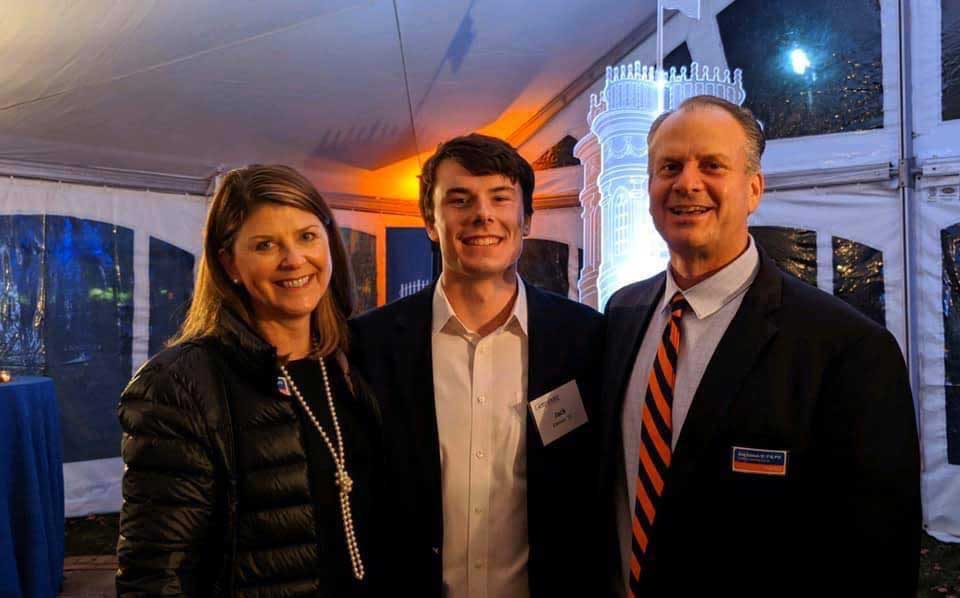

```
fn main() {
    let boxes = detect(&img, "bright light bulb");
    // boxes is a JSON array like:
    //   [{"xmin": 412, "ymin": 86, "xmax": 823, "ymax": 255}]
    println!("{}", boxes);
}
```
[{"xmin": 790, "ymin": 48, "xmax": 811, "ymax": 75}]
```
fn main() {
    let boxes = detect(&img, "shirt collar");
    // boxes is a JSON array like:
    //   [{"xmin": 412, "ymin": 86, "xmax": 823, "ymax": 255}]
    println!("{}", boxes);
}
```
[
  {"xmin": 662, "ymin": 235, "xmax": 759, "ymax": 320},
  {"xmin": 432, "ymin": 274, "xmax": 528, "ymax": 336}
]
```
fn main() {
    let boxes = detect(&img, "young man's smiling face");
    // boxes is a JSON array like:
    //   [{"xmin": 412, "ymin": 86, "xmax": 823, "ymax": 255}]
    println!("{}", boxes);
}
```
[{"xmin": 426, "ymin": 158, "xmax": 531, "ymax": 282}]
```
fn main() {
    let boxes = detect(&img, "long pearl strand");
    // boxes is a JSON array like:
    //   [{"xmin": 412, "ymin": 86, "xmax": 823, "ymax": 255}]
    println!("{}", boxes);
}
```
[{"xmin": 278, "ymin": 355, "xmax": 365, "ymax": 581}]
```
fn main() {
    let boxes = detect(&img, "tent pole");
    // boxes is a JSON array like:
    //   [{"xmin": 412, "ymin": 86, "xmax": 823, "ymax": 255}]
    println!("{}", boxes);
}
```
[{"xmin": 897, "ymin": 0, "xmax": 922, "ymax": 447}]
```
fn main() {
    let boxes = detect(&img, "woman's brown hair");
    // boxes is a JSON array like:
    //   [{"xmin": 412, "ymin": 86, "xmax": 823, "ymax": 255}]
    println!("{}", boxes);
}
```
[{"xmin": 169, "ymin": 165, "xmax": 356, "ymax": 356}]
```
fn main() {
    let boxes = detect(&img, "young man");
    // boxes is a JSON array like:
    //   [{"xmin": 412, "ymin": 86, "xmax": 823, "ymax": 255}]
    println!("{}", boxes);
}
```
[
  {"xmin": 599, "ymin": 95, "xmax": 921, "ymax": 597},
  {"xmin": 351, "ymin": 134, "xmax": 604, "ymax": 598}
]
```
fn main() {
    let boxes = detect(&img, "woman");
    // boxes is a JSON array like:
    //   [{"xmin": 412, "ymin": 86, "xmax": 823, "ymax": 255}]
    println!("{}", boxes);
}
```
[{"xmin": 116, "ymin": 165, "xmax": 381, "ymax": 596}]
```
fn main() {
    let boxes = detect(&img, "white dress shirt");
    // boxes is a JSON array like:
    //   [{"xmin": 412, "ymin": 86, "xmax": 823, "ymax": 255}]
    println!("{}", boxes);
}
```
[
  {"xmin": 616, "ymin": 237, "xmax": 760, "ymax": 596},
  {"xmin": 432, "ymin": 277, "xmax": 530, "ymax": 598}
]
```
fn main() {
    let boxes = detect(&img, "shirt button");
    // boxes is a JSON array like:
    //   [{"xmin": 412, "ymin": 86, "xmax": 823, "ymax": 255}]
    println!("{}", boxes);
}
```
[
  {"xmin": 476, "ymin": 450, "xmax": 485, "ymax": 459},
  {"xmin": 474, "ymin": 561, "xmax": 484, "ymax": 569},
  {"xmin": 477, "ymin": 395, "xmax": 486, "ymax": 404},
  {"xmin": 474, "ymin": 506, "xmax": 483, "ymax": 514}
]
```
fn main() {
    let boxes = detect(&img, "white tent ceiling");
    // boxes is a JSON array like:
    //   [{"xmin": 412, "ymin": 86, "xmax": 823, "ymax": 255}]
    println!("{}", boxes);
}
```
[{"xmin": 0, "ymin": 1, "xmax": 658, "ymax": 198}]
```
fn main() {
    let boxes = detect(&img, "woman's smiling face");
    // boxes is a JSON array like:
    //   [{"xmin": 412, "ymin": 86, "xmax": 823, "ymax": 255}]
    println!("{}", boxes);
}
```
[{"xmin": 221, "ymin": 203, "xmax": 332, "ymax": 327}]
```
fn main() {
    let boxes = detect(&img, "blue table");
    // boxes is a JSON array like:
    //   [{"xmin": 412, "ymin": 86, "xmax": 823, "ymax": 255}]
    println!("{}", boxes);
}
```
[{"xmin": 0, "ymin": 376, "xmax": 64, "ymax": 598}]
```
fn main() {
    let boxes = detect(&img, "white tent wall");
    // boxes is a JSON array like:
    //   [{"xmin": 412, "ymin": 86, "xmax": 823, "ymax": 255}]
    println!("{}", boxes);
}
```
[
  {"xmin": 912, "ymin": 0, "xmax": 960, "ymax": 164},
  {"xmin": 0, "ymin": 179, "xmax": 425, "ymax": 515},
  {"xmin": 916, "ymin": 178, "xmax": 960, "ymax": 541},
  {"xmin": 749, "ymin": 183, "xmax": 906, "ymax": 352},
  {"xmin": 0, "ymin": 177, "xmax": 208, "ymax": 516},
  {"xmin": 519, "ymin": 0, "xmax": 903, "ymax": 196},
  {"xmin": 910, "ymin": 0, "xmax": 960, "ymax": 543},
  {"xmin": 0, "ymin": 175, "xmax": 585, "ymax": 515},
  {"xmin": 0, "ymin": 179, "xmax": 418, "ymax": 516},
  {"xmin": 516, "ymin": 168, "xmax": 586, "ymax": 301},
  {"xmin": 526, "ymin": 207, "xmax": 584, "ymax": 301}
]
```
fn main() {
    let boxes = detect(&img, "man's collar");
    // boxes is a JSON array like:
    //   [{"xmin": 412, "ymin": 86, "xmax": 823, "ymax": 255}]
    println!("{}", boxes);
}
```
[
  {"xmin": 663, "ymin": 236, "xmax": 760, "ymax": 320},
  {"xmin": 432, "ymin": 273, "xmax": 528, "ymax": 336}
]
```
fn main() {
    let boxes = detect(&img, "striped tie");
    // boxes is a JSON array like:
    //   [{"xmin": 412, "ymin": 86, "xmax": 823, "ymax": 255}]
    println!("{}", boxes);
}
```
[{"xmin": 628, "ymin": 291, "xmax": 687, "ymax": 596}]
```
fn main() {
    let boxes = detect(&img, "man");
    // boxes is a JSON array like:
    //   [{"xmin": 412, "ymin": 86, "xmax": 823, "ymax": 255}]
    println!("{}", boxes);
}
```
[
  {"xmin": 600, "ymin": 95, "xmax": 921, "ymax": 597},
  {"xmin": 351, "ymin": 134, "xmax": 604, "ymax": 597}
]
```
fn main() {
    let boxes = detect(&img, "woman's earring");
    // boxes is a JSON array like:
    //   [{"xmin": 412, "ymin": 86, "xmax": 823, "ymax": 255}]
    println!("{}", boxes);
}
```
[{"xmin": 233, "ymin": 278, "xmax": 240, "ymax": 285}]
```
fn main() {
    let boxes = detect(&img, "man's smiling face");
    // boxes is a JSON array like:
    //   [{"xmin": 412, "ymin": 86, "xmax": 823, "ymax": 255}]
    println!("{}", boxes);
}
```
[{"xmin": 426, "ymin": 158, "xmax": 530, "ymax": 281}]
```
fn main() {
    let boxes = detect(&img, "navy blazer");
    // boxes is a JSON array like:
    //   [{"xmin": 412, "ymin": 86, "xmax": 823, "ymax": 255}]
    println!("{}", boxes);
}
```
[
  {"xmin": 599, "ymin": 251, "xmax": 921, "ymax": 597},
  {"xmin": 350, "ymin": 280, "xmax": 605, "ymax": 598}
]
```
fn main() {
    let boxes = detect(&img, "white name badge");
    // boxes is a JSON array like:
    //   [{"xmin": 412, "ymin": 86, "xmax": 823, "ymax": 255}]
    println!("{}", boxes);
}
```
[{"xmin": 528, "ymin": 379, "xmax": 589, "ymax": 446}]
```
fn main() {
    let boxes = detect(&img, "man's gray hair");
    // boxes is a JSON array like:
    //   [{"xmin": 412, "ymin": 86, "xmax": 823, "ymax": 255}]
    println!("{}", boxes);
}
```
[{"xmin": 647, "ymin": 95, "xmax": 766, "ymax": 174}]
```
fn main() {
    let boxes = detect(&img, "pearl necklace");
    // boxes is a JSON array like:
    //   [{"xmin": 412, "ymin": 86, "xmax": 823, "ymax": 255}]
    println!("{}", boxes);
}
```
[{"xmin": 278, "ymin": 355, "xmax": 365, "ymax": 581}]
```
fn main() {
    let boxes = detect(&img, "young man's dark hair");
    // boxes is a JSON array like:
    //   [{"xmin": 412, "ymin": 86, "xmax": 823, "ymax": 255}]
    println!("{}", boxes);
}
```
[{"xmin": 418, "ymin": 133, "xmax": 535, "ymax": 225}]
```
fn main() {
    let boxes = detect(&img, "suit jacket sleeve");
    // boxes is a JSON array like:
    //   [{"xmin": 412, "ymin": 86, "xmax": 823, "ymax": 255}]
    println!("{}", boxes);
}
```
[{"xmin": 816, "ymin": 327, "xmax": 921, "ymax": 595}]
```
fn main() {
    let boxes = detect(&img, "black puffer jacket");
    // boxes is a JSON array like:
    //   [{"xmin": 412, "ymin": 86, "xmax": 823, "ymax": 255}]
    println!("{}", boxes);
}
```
[{"xmin": 116, "ymin": 310, "xmax": 382, "ymax": 596}]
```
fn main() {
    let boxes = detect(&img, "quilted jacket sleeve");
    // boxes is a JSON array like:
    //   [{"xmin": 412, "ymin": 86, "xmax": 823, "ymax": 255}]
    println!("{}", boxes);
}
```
[{"xmin": 116, "ymin": 351, "xmax": 222, "ymax": 596}]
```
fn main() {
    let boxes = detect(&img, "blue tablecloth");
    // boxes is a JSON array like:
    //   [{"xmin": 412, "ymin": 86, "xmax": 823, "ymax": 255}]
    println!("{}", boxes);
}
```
[{"xmin": 0, "ymin": 376, "xmax": 64, "ymax": 598}]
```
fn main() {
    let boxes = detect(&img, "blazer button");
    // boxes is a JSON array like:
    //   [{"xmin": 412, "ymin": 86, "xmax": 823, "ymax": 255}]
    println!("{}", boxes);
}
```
[{"xmin": 432, "ymin": 546, "xmax": 441, "ymax": 557}]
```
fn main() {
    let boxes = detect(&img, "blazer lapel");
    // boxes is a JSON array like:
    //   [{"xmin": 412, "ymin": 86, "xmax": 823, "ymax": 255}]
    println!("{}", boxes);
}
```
[
  {"xmin": 524, "ymin": 281, "xmax": 552, "ymax": 403},
  {"xmin": 668, "ymin": 255, "xmax": 782, "ymax": 492},
  {"xmin": 600, "ymin": 276, "xmax": 666, "ymax": 458},
  {"xmin": 524, "ymin": 281, "xmax": 546, "ymax": 559},
  {"xmin": 393, "ymin": 285, "xmax": 444, "ymax": 539}
]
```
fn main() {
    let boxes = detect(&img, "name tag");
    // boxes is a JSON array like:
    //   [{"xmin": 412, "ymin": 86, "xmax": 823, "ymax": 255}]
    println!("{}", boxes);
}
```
[
  {"xmin": 731, "ymin": 446, "xmax": 788, "ymax": 476},
  {"xmin": 528, "ymin": 379, "xmax": 588, "ymax": 446}
]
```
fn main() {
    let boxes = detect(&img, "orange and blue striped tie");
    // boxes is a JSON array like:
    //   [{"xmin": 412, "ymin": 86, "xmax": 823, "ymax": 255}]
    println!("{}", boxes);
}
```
[{"xmin": 628, "ymin": 291, "xmax": 686, "ymax": 596}]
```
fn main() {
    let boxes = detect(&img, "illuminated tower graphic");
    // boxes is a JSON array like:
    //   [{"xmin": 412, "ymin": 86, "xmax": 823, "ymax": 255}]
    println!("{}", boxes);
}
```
[{"xmin": 586, "ymin": 62, "xmax": 746, "ymax": 309}]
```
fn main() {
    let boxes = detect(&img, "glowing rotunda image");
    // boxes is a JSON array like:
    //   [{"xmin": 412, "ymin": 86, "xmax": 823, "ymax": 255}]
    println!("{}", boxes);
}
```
[{"xmin": 584, "ymin": 62, "xmax": 746, "ymax": 309}]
